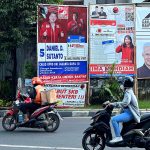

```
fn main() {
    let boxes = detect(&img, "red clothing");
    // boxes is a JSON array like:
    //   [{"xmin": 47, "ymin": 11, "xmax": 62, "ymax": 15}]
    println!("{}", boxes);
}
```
[
  {"xmin": 39, "ymin": 22, "xmax": 63, "ymax": 43},
  {"xmin": 116, "ymin": 45, "xmax": 134, "ymax": 64},
  {"xmin": 67, "ymin": 20, "xmax": 83, "ymax": 35}
]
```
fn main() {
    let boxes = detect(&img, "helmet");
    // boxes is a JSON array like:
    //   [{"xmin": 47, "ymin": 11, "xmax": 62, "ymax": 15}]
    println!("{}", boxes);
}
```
[
  {"xmin": 123, "ymin": 76, "xmax": 134, "ymax": 88},
  {"xmin": 32, "ymin": 77, "xmax": 44, "ymax": 85}
]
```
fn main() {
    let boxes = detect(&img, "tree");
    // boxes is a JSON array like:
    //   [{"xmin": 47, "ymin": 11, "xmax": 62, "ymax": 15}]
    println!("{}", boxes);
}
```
[{"xmin": 0, "ymin": 0, "xmax": 63, "ymax": 98}]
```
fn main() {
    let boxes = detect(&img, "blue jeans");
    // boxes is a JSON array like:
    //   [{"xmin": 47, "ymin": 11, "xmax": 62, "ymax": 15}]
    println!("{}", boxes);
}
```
[{"xmin": 111, "ymin": 108, "xmax": 134, "ymax": 137}]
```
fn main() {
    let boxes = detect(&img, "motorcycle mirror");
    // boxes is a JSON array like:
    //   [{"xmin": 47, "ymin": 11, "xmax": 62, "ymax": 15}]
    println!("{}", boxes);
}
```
[{"xmin": 102, "ymin": 101, "xmax": 110, "ymax": 108}]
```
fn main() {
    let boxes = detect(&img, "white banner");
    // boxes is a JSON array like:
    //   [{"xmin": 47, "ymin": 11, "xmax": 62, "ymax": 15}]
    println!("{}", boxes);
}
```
[
  {"xmin": 136, "ymin": 7, "xmax": 150, "ymax": 33},
  {"xmin": 45, "ymin": 84, "xmax": 86, "ymax": 107}
]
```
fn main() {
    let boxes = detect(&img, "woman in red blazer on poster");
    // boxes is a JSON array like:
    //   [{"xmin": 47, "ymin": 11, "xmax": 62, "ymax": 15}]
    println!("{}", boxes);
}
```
[{"xmin": 116, "ymin": 35, "xmax": 134, "ymax": 64}]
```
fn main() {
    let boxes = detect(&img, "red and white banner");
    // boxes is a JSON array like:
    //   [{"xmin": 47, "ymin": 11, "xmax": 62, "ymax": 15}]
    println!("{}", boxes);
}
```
[
  {"xmin": 89, "ymin": 4, "xmax": 135, "ymax": 77},
  {"xmin": 45, "ymin": 83, "xmax": 86, "ymax": 107}
]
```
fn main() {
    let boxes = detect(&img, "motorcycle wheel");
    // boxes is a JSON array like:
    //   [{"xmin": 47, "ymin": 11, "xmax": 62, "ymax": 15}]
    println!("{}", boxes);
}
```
[
  {"xmin": 145, "ymin": 142, "xmax": 150, "ymax": 150},
  {"xmin": 143, "ymin": 123, "xmax": 150, "ymax": 132},
  {"xmin": 44, "ymin": 113, "xmax": 60, "ymax": 132},
  {"xmin": 2, "ymin": 114, "xmax": 16, "ymax": 131},
  {"xmin": 144, "ymin": 129, "xmax": 150, "ymax": 150},
  {"xmin": 82, "ymin": 132, "xmax": 105, "ymax": 150}
]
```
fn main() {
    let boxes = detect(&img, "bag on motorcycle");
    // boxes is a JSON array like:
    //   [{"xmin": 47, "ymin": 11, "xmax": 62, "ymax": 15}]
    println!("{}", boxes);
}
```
[
  {"xmin": 41, "ymin": 89, "xmax": 57, "ymax": 105},
  {"xmin": 46, "ymin": 89, "xmax": 57, "ymax": 104},
  {"xmin": 41, "ymin": 91, "xmax": 47, "ymax": 105}
]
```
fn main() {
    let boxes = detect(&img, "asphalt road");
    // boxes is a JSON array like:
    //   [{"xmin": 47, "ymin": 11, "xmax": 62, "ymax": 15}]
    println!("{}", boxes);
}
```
[{"xmin": 0, "ymin": 118, "xmax": 145, "ymax": 150}]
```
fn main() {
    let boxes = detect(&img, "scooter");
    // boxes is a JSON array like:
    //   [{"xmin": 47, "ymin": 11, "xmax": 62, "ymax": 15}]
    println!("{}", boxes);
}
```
[
  {"xmin": 82, "ymin": 101, "xmax": 150, "ymax": 150},
  {"xmin": 2, "ymin": 91, "xmax": 63, "ymax": 132}
]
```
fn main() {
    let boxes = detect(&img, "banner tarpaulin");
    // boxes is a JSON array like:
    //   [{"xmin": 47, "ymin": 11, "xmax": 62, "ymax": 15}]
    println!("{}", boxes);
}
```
[
  {"xmin": 89, "ymin": 4, "xmax": 135, "ymax": 77},
  {"xmin": 37, "ymin": 5, "xmax": 88, "ymax": 83},
  {"xmin": 136, "ymin": 6, "xmax": 150, "ymax": 79},
  {"xmin": 45, "ymin": 83, "xmax": 86, "ymax": 107}
]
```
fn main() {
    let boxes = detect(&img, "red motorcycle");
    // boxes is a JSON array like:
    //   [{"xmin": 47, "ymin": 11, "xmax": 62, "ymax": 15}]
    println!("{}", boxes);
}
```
[{"xmin": 2, "ymin": 90, "xmax": 63, "ymax": 132}]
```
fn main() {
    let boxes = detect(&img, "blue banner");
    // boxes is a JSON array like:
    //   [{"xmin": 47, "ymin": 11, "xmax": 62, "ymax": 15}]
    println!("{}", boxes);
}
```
[{"xmin": 38, "ymin": 61, "xmax": 87, "ymax": 75}]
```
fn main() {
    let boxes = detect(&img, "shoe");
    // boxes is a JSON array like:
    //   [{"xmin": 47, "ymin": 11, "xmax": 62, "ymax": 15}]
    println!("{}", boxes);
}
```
[
  {"xmin": 109, "ymin": 136, "xmax": 123, "ymax": 143},
  {"xmin": 24, "ymin": 114, "xmax": 29, "ymax": 122}
]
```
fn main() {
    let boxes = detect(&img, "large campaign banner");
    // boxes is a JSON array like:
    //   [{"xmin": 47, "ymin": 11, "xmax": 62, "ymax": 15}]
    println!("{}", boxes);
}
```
[
  {"xmin": 89, "ymin": 4, "xmax": 135, "ymax": 77},
  {"xmin": 136, "ymin": 6, "xmax": 150, "ymax": 79},
  {"xmin": 37, "ymin": 5, "xmax": 88, "ymax": 83},
  {"xmin": 45, "ymin": 83, "xmax": 86, "ymax": 107}
]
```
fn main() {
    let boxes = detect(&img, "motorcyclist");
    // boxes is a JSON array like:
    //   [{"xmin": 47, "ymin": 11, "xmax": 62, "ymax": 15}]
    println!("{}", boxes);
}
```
[
  {"xmin": 19, "ymin": 77, "xmax": 45, "ymax": 122},
  {"xmin": 109, "ymin": 76, "xmax": 141, "ymax": 143}
]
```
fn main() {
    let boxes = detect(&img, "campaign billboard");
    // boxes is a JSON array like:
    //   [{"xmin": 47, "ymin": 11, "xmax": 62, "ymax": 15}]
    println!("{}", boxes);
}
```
[
  {"xmin": 45, "ymin": 83, "xmax": 86, "ymax": 107},
  {"xmin": 89, "ymin": 4, "xmax": 135, "ymax": 77},
  {"xmin": 37, "ymin": 5, "xmax": 88, "ymax": 83},
  {"xmin": 136, "ymin": 6, "xmax": 150, "ymax": 79}
]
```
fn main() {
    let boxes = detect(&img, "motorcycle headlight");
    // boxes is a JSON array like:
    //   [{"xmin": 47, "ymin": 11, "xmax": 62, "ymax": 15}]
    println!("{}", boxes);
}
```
[
  {"xmin": 93, "ymin": 116, "xmax": 99, "ymax": 123},
  {"xmin": 15, "ymin": 100, "xmax": 19, "ymax": 105},
  {"xmin": 90, "ymin": 118, "xmax": 94, "ymax": 124}
]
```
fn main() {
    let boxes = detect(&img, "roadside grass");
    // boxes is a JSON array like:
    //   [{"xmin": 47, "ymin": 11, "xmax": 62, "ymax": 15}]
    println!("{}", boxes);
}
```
[
  {"xmin": 0, "ymin": 99, "xmax": 150, "ymax": 109},
  {"xmin": 58, "ymin": 100, "xmax": 150, "ymax": 110},
  {"xmin": 138, "ymin": 100, "xmax": 150, "ymax": 109},
  {"xmin": 83, "ymin": 100, "xmax": 150, "ymax": 110}
]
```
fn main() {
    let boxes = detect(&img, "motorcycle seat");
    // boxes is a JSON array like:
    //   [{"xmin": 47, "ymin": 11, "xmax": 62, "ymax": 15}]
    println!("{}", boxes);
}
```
[{"xmin": 140, "ymin": 113, "xmax": 150, "ymax": 121}]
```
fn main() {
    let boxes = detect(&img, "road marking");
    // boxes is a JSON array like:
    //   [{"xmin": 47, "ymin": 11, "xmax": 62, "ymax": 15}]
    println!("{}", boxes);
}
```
[{"xmin": 0, "ymin": 144, "xmax": 83, "ymax": 150}]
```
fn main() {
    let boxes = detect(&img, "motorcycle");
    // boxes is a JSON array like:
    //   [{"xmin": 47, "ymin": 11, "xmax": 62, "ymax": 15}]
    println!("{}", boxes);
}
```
[
  {"xmin": 82, "ymin": 101, "xmax": 150, "ymax": 150},
  {"xmin": 2, "ymin": 91, "xmax": 63, "ymax": 132}
]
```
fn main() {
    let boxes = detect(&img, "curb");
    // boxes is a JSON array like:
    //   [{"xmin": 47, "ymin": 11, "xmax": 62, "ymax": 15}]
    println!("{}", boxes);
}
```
[{"xmin": 0, "ymin": 109, "xmax": 150, "ymax": 118}]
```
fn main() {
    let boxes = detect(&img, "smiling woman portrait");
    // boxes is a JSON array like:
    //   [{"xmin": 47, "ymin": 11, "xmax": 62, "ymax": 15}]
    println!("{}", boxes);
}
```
[{"xmin": 116, "ymin": 35, "xmax": 134, "ymax": 64}]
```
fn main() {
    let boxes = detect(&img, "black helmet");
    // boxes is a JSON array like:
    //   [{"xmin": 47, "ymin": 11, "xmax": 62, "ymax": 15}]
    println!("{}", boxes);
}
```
[{"xmin": 123, "ymin": 76, "xmax": 134, "ymax": 88}]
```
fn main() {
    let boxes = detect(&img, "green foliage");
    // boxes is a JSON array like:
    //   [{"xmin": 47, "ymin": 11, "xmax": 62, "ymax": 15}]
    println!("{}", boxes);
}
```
[
  {"xmin": 24, "ymin": 61, "xmax": 36, "ymax": 78},
  {"xmin": 0, "ymin": 80, "xmax": 13, "ymax": 100},
  {"xmin": 0, "ymin": 51, "xmax": 7, "ymax": 64},
  {"xmin": 90, "ymin": 63, "xmax": 124, "ymax": 105},
  {"xmin": 0, "ymin": 0, "xmax": 63, "ymax": 98},
  {"xmin": 0, "ymin": 0, "xmax": 63, "ymax": 55},
  {"xmin": 0, "ymin": 99, "xmax": 12, "ymax": 107},
  {"xmin": 90, "ymin": 78, "xmax": 124, "ymax": 105}
]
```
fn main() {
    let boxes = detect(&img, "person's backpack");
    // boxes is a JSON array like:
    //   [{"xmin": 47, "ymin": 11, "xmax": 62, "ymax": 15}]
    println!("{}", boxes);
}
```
[{"xmin": 26, "ymin": 86, "xmax": 36, "ymax": 99}]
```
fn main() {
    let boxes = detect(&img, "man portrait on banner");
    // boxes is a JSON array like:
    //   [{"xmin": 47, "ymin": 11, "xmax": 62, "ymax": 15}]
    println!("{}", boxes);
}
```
[
  {"xmin": 67, "ymin": 12, "xmax": 84, "ymax": 36},
  {"xmin": 39, "ymin": 11, "xmax": 64, "ymax": 43},
  {"xmin": 137, "ymin": 42, "xmax": 150, "ymax": 78}
]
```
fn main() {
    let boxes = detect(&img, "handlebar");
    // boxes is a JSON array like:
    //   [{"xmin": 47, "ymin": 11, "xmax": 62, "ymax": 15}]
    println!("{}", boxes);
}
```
[
  {"xmin": 102, "ymin": 101, "xmax": 110, "ymax": 108},
  {"xmin": 20, "ymin": 93, "xmax": 29, "ymax": 98}
]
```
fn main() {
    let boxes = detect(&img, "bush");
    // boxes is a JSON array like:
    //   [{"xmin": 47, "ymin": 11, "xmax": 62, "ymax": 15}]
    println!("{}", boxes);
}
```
[
  {"xmin": 90, "ymin": 63, "xmax": 124, "ymax": 105},
  {"xmin": 24, "ymin": 61, "xmax": 36, "ymax": 78},
  {"xmin": 0, "ymin": 80, "xmax": 14, "ymax": 100},
  {"xmin": 90, "ymin": 77, "xmax": 124, "ymax": 105},
  {"xmin": 0, "ymin": 99, "xmax": 12, "ymax": 107}
]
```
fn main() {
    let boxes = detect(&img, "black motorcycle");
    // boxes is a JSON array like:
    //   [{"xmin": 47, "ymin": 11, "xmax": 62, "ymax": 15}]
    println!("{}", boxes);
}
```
[{"xmin": 82, "ymin": 101, "xmax": 150, "ymax": 150}]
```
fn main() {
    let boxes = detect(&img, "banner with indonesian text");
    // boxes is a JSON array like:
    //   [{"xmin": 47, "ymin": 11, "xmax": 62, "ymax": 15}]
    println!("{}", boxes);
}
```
[
  {"xmin": 136, "ymin": 6, "xmax": 150, "ymax": 79},
  {"xmin": 45, "ymin": 83, "xmax": 86, "ymax": 107},
  {"xmin": 90, "ymin": 4, "xmax": 135, "ymax": 77},
  {"xmin": 37, "ymin": 5, "xmax": 88, "ymax": 83}
]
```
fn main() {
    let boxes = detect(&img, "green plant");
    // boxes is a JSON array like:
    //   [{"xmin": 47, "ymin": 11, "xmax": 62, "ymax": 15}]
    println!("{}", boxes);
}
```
[
  {"xmin": 0, "ymin": 99, "xmax": 12, "ymax": 107},
  {"xmin": 90, "ymin": 63, "xmax": 124, "ymax": 105},
  {"xmin": 24, "ymin": 61, "xmax": 36, "ymax": 78},
  {"xmin": 0, "ymin": 80, "xmax": 14, "ymax": 100}
]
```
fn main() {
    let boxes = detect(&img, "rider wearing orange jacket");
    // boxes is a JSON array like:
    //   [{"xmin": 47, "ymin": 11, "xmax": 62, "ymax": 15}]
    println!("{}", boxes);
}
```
[{"xmin": 19, "ymin": 77, "xmax": 45, "ymax": 122}]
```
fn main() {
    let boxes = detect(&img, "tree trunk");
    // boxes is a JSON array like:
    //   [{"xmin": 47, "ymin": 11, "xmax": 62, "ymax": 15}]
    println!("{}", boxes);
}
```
[{"xmin": 11, "ymin": 48, "xmax": 17, "ymax": 99}]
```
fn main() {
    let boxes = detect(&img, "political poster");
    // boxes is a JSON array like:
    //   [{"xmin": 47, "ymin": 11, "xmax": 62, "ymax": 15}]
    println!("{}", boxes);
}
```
[
  {"xmin": 89, "ymin": 4, "xmax": 135, "ymax": 77},
  {"xmin": 37, "ymin": 5, "xmax": 88, "ymax": 83},
  {"xmin": 136, "ymin": 6, "xmax": 150, "ymax": 79},
  {"xmin": 45, "ymin": 83, "xmax": 86, "ymax": 107},
  {"xmin": 136, "ymin": 7, "xmax": 150, "ymax": 35}
]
